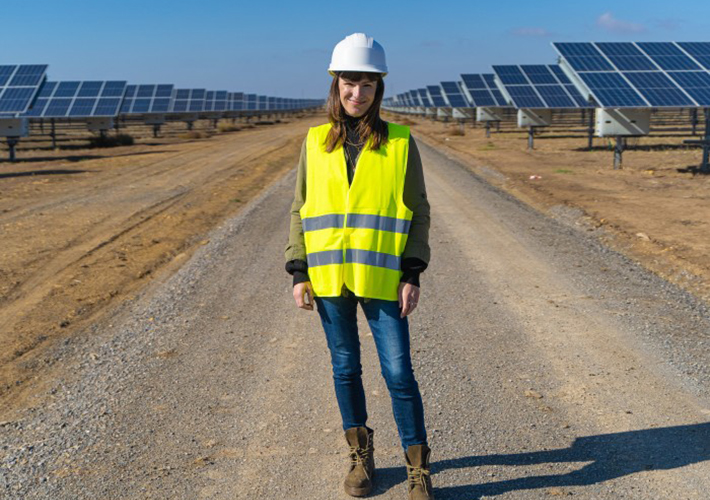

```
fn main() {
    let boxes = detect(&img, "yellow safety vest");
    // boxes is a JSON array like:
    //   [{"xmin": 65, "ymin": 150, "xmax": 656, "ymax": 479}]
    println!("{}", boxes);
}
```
[{"xmin": 300, "ymin": 122, "xmax": 412, "ymax": 301}]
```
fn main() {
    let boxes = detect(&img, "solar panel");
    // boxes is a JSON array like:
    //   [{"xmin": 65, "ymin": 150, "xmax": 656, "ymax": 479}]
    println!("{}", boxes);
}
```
[
  {"xmin": 676, "ymin": 42, "xmax": 710, "ymax": 70},
  {"xmin": 553, "ymin": 41, "xmax": 710, "ymax": 108},
  {"xmin": 0, "ymin": 64, "xmax": 48, "ymax": 115},
  {"xmin": 229, "ymin": 92, "xmax": 244, "ymax": 111},
  {"xmin": 170, "ymin": 89, "xmax": 205, "ymax": 113},
  {"xmin": 23, "ymin": 80, "xmax": 127, "ymax": 118},
  {"xmin": 426, "ymin": 85, "xmax": 447, "ymax": 107},
  {"xmin": 257, "ymin": 95, "xmax": 267, "ymax": 110},
  {"xmin": 493, "ymin": 65, "xmax": 591, "ymax": 109},
  {"xmin": 460, "ymin": 73, "xmax": 509, "ymax": 107},
  {"xmin": 440, "ymin": 81, "xmax": 469, "ymax": 108},
  {"xmin": 415, "ymin": 88, "xmax": 431, "ymax": 107},
  {"xmin": 245, "ymin": 94, "xmax": 257, "ymax": 110},
  {"xmin": 121, "ymin": 84, "xmax": 174, "ymax": 114}
]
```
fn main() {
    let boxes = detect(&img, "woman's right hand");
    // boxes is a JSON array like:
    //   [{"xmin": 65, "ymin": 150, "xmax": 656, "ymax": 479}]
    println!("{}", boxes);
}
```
[{"xmin": 293, "ymin": 282, "xmax": 314, "ymax": 311}]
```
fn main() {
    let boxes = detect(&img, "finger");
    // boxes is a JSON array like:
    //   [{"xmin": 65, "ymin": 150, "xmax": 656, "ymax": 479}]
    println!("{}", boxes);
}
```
[
  {"xmin": 304, "ymin": 288, "xmax": 314, "ymax": 310},
  {"xmin": 400, "ymin": 297, "xmax": 410, "ymax": 318}
]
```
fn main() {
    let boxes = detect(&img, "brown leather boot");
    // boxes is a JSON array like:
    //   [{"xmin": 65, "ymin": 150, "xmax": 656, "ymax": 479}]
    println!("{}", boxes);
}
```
[
  {"xmin": 343, "ymin": 426, "xmax": 375, "ymax": 497},
  {"xmin": 405, "ymin": 444, "xmax": 434, "ymax": 500}
]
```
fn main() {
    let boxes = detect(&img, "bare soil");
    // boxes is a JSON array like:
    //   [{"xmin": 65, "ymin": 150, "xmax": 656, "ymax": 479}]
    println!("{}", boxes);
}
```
[
  {"xmin": 0, "ymin": 115, "xmax": 322, "ymax": 412},
  {"xmin": 385, "ymin": 112, "xmax": 710, "ymax": 303}
]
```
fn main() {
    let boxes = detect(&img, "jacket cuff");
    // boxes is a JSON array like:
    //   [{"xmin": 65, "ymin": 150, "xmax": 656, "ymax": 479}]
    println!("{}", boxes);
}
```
[
  {"xmin": 292, "ymin": 271, "xmax": 310, "ymax": 286},
  {"xmin": 286, "ymin": 259, "xmax": 309, "ymax": 286},
  {"xmin": 399, "ymin": 270, "xmax": 421, "ymax": 287}
]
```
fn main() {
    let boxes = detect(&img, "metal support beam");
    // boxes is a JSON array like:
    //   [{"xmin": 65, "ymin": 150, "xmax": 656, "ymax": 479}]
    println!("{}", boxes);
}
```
[
  {"xmin": 692, "ymin": 108, "xmax": 698, "ymax": 136},
  {"xmin": 614, "ymin": 136, "xmax": 625, "ymax": 170}
]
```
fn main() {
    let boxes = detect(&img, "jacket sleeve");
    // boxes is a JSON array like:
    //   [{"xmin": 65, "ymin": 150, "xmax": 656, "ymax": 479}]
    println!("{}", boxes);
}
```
[
  {"xmin": 284, "ymin": 138, "xmax": 309, "ymax": 286},
  {"xmin": 401, "ymin": 136, "xmax": 431, "ymax": 286}
]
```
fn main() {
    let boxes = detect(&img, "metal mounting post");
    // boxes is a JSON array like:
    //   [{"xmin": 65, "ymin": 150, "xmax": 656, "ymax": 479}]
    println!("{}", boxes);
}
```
[
  {"xmin": 50, "ymin": 119, "xmax": 57, "ymax": 150},
  {"xmin": 587, "ymin": 108, "xmax": 595, "ymax": 150},
  {"xmin": 458, "ymin": 120, "xmax": 465, "ymax": 135},
  {"xmin": 614, "ymin": 136, "xmax": 625, "ymax": 170},
  {"xmin": 527, "ymin": 126, "xmax": 535, "ymax": 150},
  {"xmin": 702, "ymin": 109, "xmax": 710, "ymax": 174},
  {"xmin": 7, "ymin": 137, "xmax": 19, "ymax": 162},
  {"xmin": 485, "ymin": 121, "xmax": 491, "ymax": 138},
  {"xmin": 692, "ymin": 108, "xmax": 698, "ymax": 136},
  {"xmin": 153, "ymin": 124, "xmax": 161, "ymax": 138}
]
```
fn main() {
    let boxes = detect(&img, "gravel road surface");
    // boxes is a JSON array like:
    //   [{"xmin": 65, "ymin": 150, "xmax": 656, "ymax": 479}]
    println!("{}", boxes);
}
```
[{"xmin": 2, "ymin": 139, "xmax": 709, "ymax": 499}]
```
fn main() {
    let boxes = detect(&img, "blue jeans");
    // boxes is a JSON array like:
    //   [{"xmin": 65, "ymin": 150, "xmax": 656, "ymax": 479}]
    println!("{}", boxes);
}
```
[{"xmin": 314, "ymin": 293, "xmax": 427, "ymax": 450}]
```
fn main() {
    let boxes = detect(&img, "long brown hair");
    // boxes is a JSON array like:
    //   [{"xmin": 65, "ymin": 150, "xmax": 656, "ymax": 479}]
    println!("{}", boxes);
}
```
[{"xmin": 325, "ymin": 71, "xmax": 388, "ymax": 153}]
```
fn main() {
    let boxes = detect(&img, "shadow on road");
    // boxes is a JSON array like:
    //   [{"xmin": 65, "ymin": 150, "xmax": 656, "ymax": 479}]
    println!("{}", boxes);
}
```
[
  {"xmin": 0, "ymin": 169, "xmax": 90, "ymax": 179},
  {"xmin": 375, "ymin": 422, "xmax": 710, "ymax": 498},
  {"xmin": 0, "ymin": 149, "xmax": 170, "ymax": 167}
]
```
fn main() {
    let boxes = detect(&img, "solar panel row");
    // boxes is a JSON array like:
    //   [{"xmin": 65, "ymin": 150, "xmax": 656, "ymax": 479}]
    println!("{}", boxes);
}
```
[{"xmin": 553, "ymin": 42, "xmax": 710, "ymax": 108}]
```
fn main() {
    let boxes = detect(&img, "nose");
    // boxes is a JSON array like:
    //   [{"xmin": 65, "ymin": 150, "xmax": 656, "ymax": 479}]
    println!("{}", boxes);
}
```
[{"xmin": 352, "ymin": 85, "xmax": 365, "ymax": 99}]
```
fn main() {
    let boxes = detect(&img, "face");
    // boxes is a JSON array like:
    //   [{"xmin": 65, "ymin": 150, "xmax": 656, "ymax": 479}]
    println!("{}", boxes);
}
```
[{"xmin": 338, "ymin": 76, "xmax": 378, "ymax": 117}]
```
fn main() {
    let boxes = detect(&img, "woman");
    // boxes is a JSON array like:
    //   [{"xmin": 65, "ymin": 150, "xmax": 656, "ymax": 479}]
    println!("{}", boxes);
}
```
[{"xmin": 285, "ymin": 33, "xmax": 433, "ymax": 500}]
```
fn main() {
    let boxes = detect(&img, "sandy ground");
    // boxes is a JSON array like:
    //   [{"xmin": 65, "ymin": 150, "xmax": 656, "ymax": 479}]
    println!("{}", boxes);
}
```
[
  {"xmin": 0, "ymin": 114, "xmax": 322, "ymax": 411},
  {"xmin": 1, "ymin": 139, "xmax": 708, "ymax": 499},
  {"xmin": 384, "ymin": 111, "xmax": 710, "ymax": 304}
]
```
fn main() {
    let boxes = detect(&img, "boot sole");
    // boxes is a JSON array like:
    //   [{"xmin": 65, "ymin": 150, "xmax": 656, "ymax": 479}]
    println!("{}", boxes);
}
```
[{"xmin": 344, "ymin": 470, "xmax": 375, "ymax": 497}]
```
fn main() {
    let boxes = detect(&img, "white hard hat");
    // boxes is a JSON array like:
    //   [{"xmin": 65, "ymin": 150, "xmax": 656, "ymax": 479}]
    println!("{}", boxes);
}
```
[{"xmin": 328, "ymin": 33, "xmax": 388, "ymax": 77}]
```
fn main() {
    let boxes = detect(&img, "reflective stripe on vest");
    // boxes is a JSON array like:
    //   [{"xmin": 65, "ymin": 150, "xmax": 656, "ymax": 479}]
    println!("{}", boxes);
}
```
[{"xmin": 300, "ymin": 122, "xmax": 412, "ymax": 300}]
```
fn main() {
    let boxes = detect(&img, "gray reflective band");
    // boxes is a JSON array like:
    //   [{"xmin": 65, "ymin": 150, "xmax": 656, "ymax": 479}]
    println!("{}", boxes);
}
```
[
  {"xmin": 306, "ymin": 250, "xmax": 344, "ymax": 267},
  {"xmin": 345, "ymin": 249, "xmax": 400, "ymax": 271},
  {"xmin": 302, "ymin": 214, "xmax": 345, "ymax": 232},
  {"xmin": 346, "ymin": 214, "xmax": 411, "ymax": 234}
]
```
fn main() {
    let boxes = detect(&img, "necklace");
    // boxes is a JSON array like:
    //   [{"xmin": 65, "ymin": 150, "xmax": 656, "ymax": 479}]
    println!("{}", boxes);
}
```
[
  {"xmin": 344, "ymin": 145, "xmax": 361, "ymax": 170},
  {"xmin": 345, "ymin": 137, "xmax": 366, "ymax": 147}
]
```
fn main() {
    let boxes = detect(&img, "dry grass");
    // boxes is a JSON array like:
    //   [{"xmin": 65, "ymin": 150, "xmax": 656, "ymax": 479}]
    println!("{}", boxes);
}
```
[
  {"xmin": 178, "ymin": 131, "xmax": 206, "ymax": 140},
  {"xmin": 217, "ymin": 123, "xmax": 240, "ymax": 133}
]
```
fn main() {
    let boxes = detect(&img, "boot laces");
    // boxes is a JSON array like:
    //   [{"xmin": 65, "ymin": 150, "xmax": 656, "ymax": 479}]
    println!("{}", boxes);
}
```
[
  {"xmin": 348, "ymin": 443, "xmax": 373, "ymax": 477},
  {"xmin": 406, "ymin": 463, "xmax": 431, "ymax": 493}
]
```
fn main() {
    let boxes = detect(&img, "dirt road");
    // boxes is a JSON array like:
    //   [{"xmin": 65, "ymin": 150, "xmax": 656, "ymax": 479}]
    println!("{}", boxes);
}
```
[{"xmin": 2, "ymin": 139, "xmax": 709, "ymax": 499}]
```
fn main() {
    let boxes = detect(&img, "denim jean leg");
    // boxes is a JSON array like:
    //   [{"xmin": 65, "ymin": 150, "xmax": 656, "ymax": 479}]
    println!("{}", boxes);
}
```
[
  {"xmin": 314, "ymin": 295, "xmax": 368, "ymax": 430},
  {"xmin": 361, "ymin": 299, "xmax": 427, "ymax": 450}
]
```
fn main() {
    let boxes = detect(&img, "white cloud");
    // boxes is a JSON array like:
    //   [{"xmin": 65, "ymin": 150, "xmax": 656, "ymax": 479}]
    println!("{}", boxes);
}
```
[
  {"xmin": 511, "ymin": 27, "xmax": 553, "ymax": 37},
  {"xmin": 596, "ymin": 12, "xmax": 646, "ymax": 34}
]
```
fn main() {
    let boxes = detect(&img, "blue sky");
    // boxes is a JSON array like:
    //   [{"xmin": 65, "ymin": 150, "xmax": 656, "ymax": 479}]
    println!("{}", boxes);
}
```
[{"xmin": 3, "ymin": 1, "xmax": 708, "ymax": 99}]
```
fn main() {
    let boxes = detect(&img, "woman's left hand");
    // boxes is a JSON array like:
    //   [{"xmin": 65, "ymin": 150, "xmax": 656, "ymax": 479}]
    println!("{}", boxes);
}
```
[{"xmin": 398, "ymin": 282, "xmax": 420, "ymax": 318}]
